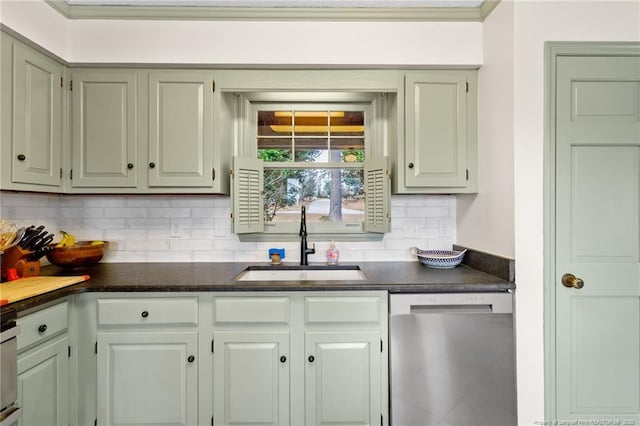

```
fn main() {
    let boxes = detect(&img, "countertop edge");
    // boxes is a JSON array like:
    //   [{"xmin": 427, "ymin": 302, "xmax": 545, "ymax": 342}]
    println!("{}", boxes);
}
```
[{"xmin": 1, "ymin": 261, "xmax": 515, "ymax": 314}]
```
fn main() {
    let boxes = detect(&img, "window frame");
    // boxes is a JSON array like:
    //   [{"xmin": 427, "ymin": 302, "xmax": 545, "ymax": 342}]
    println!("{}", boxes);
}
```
[
  {"xmin": 232, "ymin": 92, "xmax": 390, "ymax": 241},
  {"xmin": 251, "ymin": 101, "xmax": 370, "ymax": 235}
]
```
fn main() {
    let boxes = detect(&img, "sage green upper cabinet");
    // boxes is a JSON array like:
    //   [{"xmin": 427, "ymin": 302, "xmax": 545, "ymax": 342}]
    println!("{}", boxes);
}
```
[
  {"xmin": 148, "ymin": 71, "xmax": 214, "ymax": 188},
  {"xmin": 67, "ymin": 69, "xmax": 229, "ymax": 193},
  {"xmin": 0, "ymin": 34, "xmax": 64, "ymax": 190},
  {"xmin": 71, "ymin": 70, "xmax": 138, "ymax": 188},
  {"xmin": 393, "ymin": 70, "xmax": 478, "ymax": 194}
]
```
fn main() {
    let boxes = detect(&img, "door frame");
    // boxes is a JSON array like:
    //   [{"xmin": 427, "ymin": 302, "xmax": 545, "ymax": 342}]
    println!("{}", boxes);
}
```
[{"xmin": 543, "ymin": 41, "xmax": 640, "ymax": 420}]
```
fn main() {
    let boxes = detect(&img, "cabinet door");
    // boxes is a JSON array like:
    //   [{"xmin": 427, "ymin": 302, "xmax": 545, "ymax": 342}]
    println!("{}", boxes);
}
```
[
  {"xmin": 71, "ymin": 71, "xmax": 138, "ymax": 188},
  {"xmin": 148, "ymin": 72, "xmax": 213, "ymax": 187},
  {"xmin": 97, "ymin": 331, "xmax": 198, "ymax": 426},
  {"xmin": 305, "ymin": 331, "xmax": 381, "ymax": 426},
  {"xmin": 11, "ymin": 43, "xmax": 63, "ymax": 187},
  {"xmin": 404, "ymin": 71, "xmax": 470, "ymax": 189},
  {"xmin": 17, "ymin": 335, "xmax": 69, "ymax": 426},
  {"xmin": 213, "ymin": 331, "xmax": 289, "ymax": 426}
]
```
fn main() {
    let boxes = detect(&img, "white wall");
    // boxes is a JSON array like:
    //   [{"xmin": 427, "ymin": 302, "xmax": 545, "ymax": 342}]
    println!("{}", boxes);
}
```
[
  {"xmin": 0, "ymin": 0, "xmax": 68, "ymax": 57},
  {"xmin": 512, "ymin": 1, "xmax": 640, "ymax": 425},
  {"xmin": 0, "ymin": 1, "xmax": 483, "ymax": 65},
  {"xmin": 457, "ymin": 0, "xmax": 514, "ymax": 258},
  {"xmin": 66, "ymin": 20, "xmax": 483, "ymax": 65}
]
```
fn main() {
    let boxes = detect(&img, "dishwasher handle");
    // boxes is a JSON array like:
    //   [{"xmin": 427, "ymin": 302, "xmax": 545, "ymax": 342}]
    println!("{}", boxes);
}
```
[{"xmin": 390, "ymin": 292, "xmax": 513, "ymax": 315}]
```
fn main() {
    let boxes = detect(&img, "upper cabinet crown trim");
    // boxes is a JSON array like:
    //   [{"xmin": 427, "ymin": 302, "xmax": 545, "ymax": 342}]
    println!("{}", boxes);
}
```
[{"xmin": 45, "ymin": 0, "xmax": 500, "ymax": 22}]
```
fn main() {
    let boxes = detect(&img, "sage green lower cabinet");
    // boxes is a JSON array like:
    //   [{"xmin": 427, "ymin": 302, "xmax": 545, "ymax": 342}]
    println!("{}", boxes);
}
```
[
  {"xmin": 17, "ymin": 336, "xmax": 70, "ymax": 426},
  {"xmin": 211, "ymin": 292, "xmax": 388, "ymax": 426},
  {"xmin": 303, "ymin": 295, "xmax": 386, "ymax": 426},
  {"xmin": 213, "ymin": 331, "xmax": 290, "ymax": 426},
  {"xmin": 96, "ymin": 331, "xmax": 199, "ymax": 426},
  {"xmin": 94, "ymin": 296, "xmax": 200, "ymax": 426},
  {"xmin": 16, "ymin": 301, "xmax": 70, "ymax": 426},
  {"xmin": 305, "ymin": 331, "xmax": 381, "ymax": 426},
  {"xmin": 36, "ymin": 291, "xmax": 387, "ymax": 426}
]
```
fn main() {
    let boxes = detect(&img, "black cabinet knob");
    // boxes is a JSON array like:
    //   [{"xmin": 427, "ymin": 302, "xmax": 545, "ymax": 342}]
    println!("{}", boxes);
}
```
[
  {"xmin": 127, "ymin": 163, "xmax": 134, "ymax": 169},
  {"xmin": 408, "ymin": 162, "xmax": 414, "ymax": 169},
  {"xmin": 141, "ymin": 311, "xmax": 149, "ymax": 318},
  {"xmin": 187, "ymin": 355, "xmax": 195, "ymax": 363},
  {"xmin": 280, "ymin": 356, "xmax": 287, "ymax": 363},
  {"xmin": 38, "ymin": 324, "xmax": 47, "ymax": 333},
  {"xmin": 149, "ymin": 162, "xmax": 156, "ymax": 169},
  {"xmin": 308, "ymin": 355, "xmax": 315, "ymax": 363},
  {"xmin": 17, "ymin": 154, "xmax": 26, "ymax": 161}
]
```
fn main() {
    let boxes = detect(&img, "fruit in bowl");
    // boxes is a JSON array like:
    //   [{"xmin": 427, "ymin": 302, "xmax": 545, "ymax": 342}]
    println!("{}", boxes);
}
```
[{"xmin": 46, "ymin": 232, "xmax": 109, "ymax": 268}]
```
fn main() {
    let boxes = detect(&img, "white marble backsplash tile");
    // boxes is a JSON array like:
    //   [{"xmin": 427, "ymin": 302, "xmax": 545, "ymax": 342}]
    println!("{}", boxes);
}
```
[{"xmin": 0, "ymin": 192, "xmax": 456, "ymax": 263}]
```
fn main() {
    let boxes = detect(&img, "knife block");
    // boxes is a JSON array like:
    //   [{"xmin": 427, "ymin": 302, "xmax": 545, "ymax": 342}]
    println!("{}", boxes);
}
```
[{"xmin": 1, "ymin": 246, "xmax": 40, "ymax": 280}]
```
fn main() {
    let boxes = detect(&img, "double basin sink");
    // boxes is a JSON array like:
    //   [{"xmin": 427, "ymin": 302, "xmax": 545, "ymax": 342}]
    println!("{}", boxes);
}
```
[{"xmin": 234, "ymin": 265, "xmax": 367, "ymax": 281}]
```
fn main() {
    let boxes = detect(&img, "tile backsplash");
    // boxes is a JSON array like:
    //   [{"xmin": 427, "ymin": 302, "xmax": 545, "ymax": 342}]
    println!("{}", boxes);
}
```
[{"xmin": 0, "ymin": 192, "xmax": 455, "ymax": 263}]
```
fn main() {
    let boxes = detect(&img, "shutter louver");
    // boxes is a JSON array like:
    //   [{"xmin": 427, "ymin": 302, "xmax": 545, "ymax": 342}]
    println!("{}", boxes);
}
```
[
  {"xmin": 364, "ymin": 157, "xmax": 390, "ymax": 234},
  {"xmin": 232, "ymin": 156, "xmax": 264, "ymax": 234}
]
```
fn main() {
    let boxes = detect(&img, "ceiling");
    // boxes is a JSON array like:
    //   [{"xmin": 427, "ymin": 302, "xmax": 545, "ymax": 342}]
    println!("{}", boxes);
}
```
[{"xmin": 48, "ymin": 0, "xmax": 497, "ymax": 20}]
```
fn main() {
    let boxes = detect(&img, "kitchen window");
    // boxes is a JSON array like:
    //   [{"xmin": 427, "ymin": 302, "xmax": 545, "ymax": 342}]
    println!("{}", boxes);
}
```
[{"xmin": 232, "ymin": 94, "xmax": 390, "ymax": 240}]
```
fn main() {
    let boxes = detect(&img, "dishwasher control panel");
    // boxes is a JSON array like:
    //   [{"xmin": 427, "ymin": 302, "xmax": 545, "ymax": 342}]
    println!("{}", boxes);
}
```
[{"xmin": 389, "ymin": 292, "xmax": 513, "ymax": 315}]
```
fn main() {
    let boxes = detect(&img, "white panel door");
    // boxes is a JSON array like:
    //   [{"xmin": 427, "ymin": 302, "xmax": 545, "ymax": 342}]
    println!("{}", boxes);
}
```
[
  {"xmin": 71, "ymin": 71, "xmax": 138, "ymax": 188},
  {"xmin": 12, "ymin": 43, "xmax": 62, "ymax": 187},
  {"xmin": 555, "ymin": 55, "xmax": 640, "ymax": 422},
  {"xmin": 148, "ymin": 72, "xmax": 213, "ymax": 187},
  {"xmin": 17, "ymin": 336, "xmax": 69, "ymax": 426},
  {"xmin": 97, "ymin": 331, "xmax": 198, "ymax": 426},
  {"xmin": 305, "ymin": 331, "xmax": 380, "ymax": 426},
  {"xmin": 213, "ymin": 331, "xmax": 289, "ymax": 426},
  {"xmin": 404, "ymin": 72, "xmax": 468, "ymax": 188}
]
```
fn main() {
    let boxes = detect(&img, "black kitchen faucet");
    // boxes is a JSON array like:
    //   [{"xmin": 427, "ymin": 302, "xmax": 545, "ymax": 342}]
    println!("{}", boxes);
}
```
[{"xmin": 299, "ymin": 206, "xmax": 315, "ymax": 265}]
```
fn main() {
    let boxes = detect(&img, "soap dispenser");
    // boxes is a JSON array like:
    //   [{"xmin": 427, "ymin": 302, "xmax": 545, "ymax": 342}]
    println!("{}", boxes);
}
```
[{"xmin": 326, "ymin": 241, "xmax": 339, "ymax": 265}]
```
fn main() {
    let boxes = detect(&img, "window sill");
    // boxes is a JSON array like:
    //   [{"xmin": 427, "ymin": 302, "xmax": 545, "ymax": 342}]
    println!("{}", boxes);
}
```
[{"xmin": 237, "ymin": 232, "xmax": 384, "ymax": 243}]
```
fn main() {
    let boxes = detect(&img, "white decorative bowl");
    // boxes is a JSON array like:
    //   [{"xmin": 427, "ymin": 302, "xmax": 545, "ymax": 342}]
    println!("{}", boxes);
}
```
[{"xmin": 414, "ymin": 248, "xmax": 467, "ymax": 269}]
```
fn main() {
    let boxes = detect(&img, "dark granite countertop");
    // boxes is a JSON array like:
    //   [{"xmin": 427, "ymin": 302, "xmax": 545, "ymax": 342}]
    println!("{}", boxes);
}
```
[{"xmin": 2, "ymin": 260, "xmax": 514, "ymax": 314}]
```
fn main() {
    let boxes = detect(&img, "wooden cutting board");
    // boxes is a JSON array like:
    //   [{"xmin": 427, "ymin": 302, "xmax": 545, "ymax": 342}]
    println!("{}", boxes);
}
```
[{"xmin": 0, "ymin": 275, "xmax": 90, "ymax": 305}]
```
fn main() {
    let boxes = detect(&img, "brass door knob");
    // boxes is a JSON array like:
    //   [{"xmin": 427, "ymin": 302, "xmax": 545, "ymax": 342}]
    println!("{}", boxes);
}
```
[{"xmin": 562, "ymin": 273, "xmax": 584, "ymax": 289}]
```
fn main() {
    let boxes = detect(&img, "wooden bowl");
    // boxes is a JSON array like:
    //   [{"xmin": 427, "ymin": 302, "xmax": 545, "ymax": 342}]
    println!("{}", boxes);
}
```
[{"xmin": 45, "ymin": 241, "xmax": 109, "ymax": 268}]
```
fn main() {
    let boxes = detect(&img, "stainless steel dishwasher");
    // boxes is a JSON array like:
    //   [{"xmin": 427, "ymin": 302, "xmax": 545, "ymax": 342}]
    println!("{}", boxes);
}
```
[{"xmin": 389, "ymin": 292, "xmax": 516, "ymax": 426}]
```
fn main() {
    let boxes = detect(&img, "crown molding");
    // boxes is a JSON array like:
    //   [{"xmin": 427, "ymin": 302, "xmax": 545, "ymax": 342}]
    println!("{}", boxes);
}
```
[
  {"xmin": 479, "ymin": 0, "xmax": 499, "ymax": 20},
  {"xmin": 45, "ymin": 0, "xmax": 500, "ymax": 21}
]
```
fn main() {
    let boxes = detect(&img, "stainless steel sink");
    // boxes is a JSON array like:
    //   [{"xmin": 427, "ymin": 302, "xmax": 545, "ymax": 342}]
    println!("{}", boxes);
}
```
[{"xmin": 234, "ymin": 265, "xmax": 367, "ymax": 281}]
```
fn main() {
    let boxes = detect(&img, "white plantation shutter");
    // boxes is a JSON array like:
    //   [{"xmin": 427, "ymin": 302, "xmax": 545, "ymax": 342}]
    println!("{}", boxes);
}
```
[
  {"xmin": 364, "ymin": 156, "xmax": 390, "ymax": 233},
  {"xmin": 232, "ymin": 156, "xmax": 264, "ymax": 234}
]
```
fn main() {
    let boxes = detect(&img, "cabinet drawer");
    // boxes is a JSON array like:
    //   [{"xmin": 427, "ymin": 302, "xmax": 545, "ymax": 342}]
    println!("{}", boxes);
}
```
[
  {"xmin": 214, "ymin": 297, "xmax": 289, "ymax": 324},
  {"xmin": 17, "ymin": 302, "xmax": 68, "ymax": 351},
  {"xmin": 98, "ymin": 298, "xmax": 198, "ymax": 326},
  {"xmin": 305, "ymin": 297, "xmax": 381, "ymax": 324}
]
